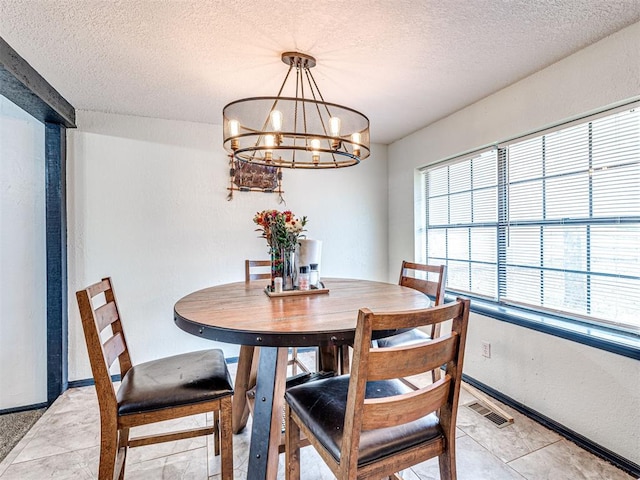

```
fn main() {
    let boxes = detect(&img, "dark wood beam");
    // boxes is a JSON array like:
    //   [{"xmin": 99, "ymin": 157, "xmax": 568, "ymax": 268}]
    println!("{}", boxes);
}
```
[
  {"xmin": 45, "ymin": 123, "xmax": 68, "ymax": 405},
  {"xmin": 0, "ymin": 36, "xmax": 75, "ymax": 128}
]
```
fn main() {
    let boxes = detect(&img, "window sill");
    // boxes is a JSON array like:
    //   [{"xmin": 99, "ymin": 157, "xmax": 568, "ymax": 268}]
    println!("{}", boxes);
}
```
[{"xmin": 445, "ymin": 293, "xmax": 640, "ymax": 360}]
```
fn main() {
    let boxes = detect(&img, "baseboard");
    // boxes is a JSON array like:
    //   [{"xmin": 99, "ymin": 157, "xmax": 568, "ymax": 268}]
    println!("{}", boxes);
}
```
[
  {"xmin": 0, "ymin": 402, "xmax": 48, "ymax": 416},
  {"xmin": 462, "ymin": 374, "xmax": 640, "ymax": 478},
  {"xmin": 68, "ymin": 374, "xmax": 121, "ymax": 388}
]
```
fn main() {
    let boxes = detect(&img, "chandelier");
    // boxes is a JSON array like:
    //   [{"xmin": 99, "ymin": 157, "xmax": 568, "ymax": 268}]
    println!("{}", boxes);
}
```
[{"xmin": 222, "ymin": 52, "xmax": 370, "ymax": 169}]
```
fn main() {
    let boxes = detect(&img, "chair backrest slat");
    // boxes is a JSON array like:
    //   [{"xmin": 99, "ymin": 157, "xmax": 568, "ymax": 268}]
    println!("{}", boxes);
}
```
[
  {"xmin": 399, "ymin": 276, "xmax": 439, "ymax": 298},
  {"xmin": 103, "ymin": 332, "xmax": 126, "ymax": 368},
  {"xmin": 87, "ymin": 278, "xmax": 111, "ymax": 298},
  {"xmin": 95, "ymin": 301, "xmax": 119, "ymax": 332},
  {"xmin": 362, "ymin": 376, "xmax": 451, "ymax": 430},
  {"xmin": 370, "ymin": 302, "xmax": 461, "ymax": 331},
  {"xmin": 245, "ymin": 259, "xmax": 271, "ymax": 282},
  {"xmin": 367, "ymin": 333, "xmax": 458, "ymax": 381}
]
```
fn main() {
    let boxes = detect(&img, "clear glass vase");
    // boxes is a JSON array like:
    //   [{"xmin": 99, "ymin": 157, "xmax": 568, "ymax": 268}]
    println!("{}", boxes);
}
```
[
  {"xmin": 281, "ymin": 247, "xmax": 296, "ymax": 290},
  {"xmin": 270, "ymin": 247, "xmax": 283, "ymax": 290}
]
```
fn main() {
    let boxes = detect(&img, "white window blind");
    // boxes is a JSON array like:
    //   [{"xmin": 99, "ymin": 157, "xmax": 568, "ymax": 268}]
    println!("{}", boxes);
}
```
[
  {"xmin": 424, "ymin": 106, "xmax": 640, "ymax": 333},
  {"xmin": 425, "ymin": 149, "xmax": 498, "ymax": 299}
]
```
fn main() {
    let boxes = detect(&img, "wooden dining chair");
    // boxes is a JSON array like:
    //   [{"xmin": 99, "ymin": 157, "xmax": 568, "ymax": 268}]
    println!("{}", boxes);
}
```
[
  {"xmin": 234, "ymin": 259, "xmax": 315, "ymax": 433},
  {"xmin": 285, "ymin": 298, "xmax": 470, "ymax": 480},
  {"xmin": 76, "ymin": 277, "xmax": 234, "ymax": 480},
  {"xmin": 376, "ymin": 262, "xmax": 447, "ymax": 375},
  {"xmin": 245, "ymin": 259, "xmax": 271, "ymax": 282}
]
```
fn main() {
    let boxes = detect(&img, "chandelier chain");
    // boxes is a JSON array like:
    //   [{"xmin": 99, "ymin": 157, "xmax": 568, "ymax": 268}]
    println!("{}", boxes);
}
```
[
  {"xmin": 299, "ymin": 66, "xmax": 309, "ymax": 151},
  {"xmin": 304, "ymin": 68, "xmax": 338, "ymax": 164},
  {"xmin": 292, "ymin": 66, "xmax": 300, "ymax": 165}
]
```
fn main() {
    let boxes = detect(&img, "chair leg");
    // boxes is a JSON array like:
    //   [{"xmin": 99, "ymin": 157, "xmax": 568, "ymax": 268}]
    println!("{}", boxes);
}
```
[
  {"xmin": 98, "ymin": 420, "xmax": 119, "ymax": 480},
  {"xmin": 438, "ymin": 449, "xmax": 456, "ymax": 480},
  {"xmin": 339, "ymin": 345, "xmax": 350, "ymax": 374},
  {"xmin": 285, "ymin": 405, "xmax": 301, "ymax": 480},
  {"xmin": 290, "ymin": 347, "xmax": 312, "ymax": 374},
  {"xmin": 219, "ymin": 398, "xmax": 234, "ymax": 480},
  {"xmin": 116, "ymin": 427, "xmax": 130, "ymax": 480},
  {"xmin": 233, "ymin": 345, "xmax": 258, "ymax": 433},
  {"xmin": 291, "ymin": 347, "xmax": 298, "ymax": 375},
  {"xmin": 213, "ymin": 409, "xmax": 220, "ymax": 456}
]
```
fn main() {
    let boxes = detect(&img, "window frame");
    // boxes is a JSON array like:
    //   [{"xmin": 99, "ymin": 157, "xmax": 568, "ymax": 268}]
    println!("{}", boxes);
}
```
[{"xmin": 421, "ymin": 100, "xmax": 640, "ymax": 360}]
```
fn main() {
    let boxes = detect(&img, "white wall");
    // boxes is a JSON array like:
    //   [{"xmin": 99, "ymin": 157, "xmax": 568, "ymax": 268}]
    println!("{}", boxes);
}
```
[
  {"xmin": 0, "ymin": 97, "xmax": 47, "ymax": 409},
  {"xmin": 67, "ymin": 111, "xmax": 388, "ymax": 381},
  {"xmin": 388, "ymin": 22, "xmax": 640, "ymax": 463}
]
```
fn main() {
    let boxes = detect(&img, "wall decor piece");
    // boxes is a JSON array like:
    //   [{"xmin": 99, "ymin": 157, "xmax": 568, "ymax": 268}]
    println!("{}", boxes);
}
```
[{"xmin": 227, "ymin": 156, "xmax": 284, "ymax": 202}]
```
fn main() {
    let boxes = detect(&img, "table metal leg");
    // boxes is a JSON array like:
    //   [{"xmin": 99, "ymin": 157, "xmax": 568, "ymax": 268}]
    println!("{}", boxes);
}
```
[{"xmin": 247, "ymin": 346, "xmax": 289, "ymax": 480}]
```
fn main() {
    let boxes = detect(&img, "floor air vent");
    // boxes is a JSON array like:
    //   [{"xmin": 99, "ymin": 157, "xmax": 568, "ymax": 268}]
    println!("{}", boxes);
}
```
[{"xmin": 465, "ymin": 401, "xmax": 513, "ymax": 428}]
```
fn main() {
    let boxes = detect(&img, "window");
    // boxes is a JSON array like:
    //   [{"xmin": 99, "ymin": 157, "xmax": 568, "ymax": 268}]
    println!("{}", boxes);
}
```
[{"xmin": 423, "ymin": 106, "xmax": 640, "ymax": 335}]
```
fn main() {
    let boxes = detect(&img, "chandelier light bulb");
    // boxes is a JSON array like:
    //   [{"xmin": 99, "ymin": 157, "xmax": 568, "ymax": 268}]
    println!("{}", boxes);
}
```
[
  {"xmin": 330, "ymin": 117, "xmax": 341, "ymax": 148},
  {"xmin": 351, "ymin": 132, "xmax": 361, "ymax": 157},
  {"xmin": 229, "ymin": 119, "xmax": 240, "ymax": 136},
  {"xmin": 329, "ymin": 117, "xmax": 341, "ymax": 137},
  {"xmin": 271, "ymin": 110, "xmax": 283, "ymax": 131},
  {"xmin": 311, "ymin": 138, "xmax": 321, "ymax": 164},
  {"xmin": 265, "ymin": 134, "xmax": 275, "ymax": 162},
  {"xmin": 229, "ymin": 119, "xmax": 240, "ymax": 150}
]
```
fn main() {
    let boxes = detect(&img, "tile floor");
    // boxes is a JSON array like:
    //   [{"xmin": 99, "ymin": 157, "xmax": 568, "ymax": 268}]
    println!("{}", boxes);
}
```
[{"xmin": 0, "ymin": 357, "xmax": 634, "ymax": 480}]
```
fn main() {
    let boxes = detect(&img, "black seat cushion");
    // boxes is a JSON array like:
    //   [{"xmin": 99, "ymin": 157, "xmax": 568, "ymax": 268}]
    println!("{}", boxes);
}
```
[
  {"xmin": 285, "ymin": 375, "xmax": 442, "ymax": 467},
  {"xmin": 117, "ymin": 349, "xmax": 233, "ymax": 416},
  {"xmin": 376, "ymin": 328, "xmax": 431, "ymax": 348}
]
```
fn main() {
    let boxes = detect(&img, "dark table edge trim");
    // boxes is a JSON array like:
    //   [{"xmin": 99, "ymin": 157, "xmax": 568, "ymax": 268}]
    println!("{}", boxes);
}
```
[{"xmin": 173, "ymin": 309, "xmax": 355, "ymax": 347}]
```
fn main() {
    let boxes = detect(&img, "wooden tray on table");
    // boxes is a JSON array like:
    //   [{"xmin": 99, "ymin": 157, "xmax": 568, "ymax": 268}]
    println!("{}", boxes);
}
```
[{"xmin": 264, "ymin": 282, "xmax": 329, "ymax": 297}]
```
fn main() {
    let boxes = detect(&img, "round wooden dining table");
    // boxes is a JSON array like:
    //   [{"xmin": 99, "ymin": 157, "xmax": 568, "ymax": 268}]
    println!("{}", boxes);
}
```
[{"xmin": 174, "ymin": 278, "xmax": 432, "ymax": 480}]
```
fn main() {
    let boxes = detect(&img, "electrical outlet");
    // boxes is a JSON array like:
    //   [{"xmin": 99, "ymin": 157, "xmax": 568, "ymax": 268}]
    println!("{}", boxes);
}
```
[{"xmin": 481, "ymin": 341, "xmax": 491, "ymax": 358}]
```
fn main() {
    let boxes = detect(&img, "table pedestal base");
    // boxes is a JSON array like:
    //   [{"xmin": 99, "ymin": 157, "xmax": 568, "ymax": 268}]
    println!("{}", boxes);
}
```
[{"xmin": 247, "ymin": 347, "xmax": 288, "ymax": 480}]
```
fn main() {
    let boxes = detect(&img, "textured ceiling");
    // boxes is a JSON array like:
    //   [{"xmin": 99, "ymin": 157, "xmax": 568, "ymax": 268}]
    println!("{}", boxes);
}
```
[{"xmin": 1, "ymin": 0, "xmax": 640, "ymax": 144}]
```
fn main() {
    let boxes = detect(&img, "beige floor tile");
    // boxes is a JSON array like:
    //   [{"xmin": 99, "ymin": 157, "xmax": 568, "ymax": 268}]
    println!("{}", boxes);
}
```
[
  {"xmin": 124, "ymin": 447, "xmax": 209, "ymax": 480},
  {"xmin": 12, "ymin": 407, "xmax": 100, "ymax": 463},
  {"xmin": 45, "ymin": 385, "xmax": 100, "ymax": 417},
  {"xmin": 508, "ymin": 439, "xmax": 635, "ymax": 480},
  {"xmin": 71, "ymin": 446, "xmax": 101, "ymax": 477},
  {"xmin": 275, "ymin": 445, "xmax": 335, "ymax": 480},
  {"xmin": 0, "ymin": 448, "xmax": 94, "ymax": 480},
  {"xmin": 457, "ymin": 398, "xmax": 561, "ymax": 463},
  {"xmin": 411, "ymin": 435, "xmax": 527, "ymax": 480}
]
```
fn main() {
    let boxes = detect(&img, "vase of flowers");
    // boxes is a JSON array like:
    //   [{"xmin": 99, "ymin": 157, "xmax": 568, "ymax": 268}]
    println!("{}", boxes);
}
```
[{"xmin": 254, "ymin": 209, "xmax": 307, "ymax": 290}]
